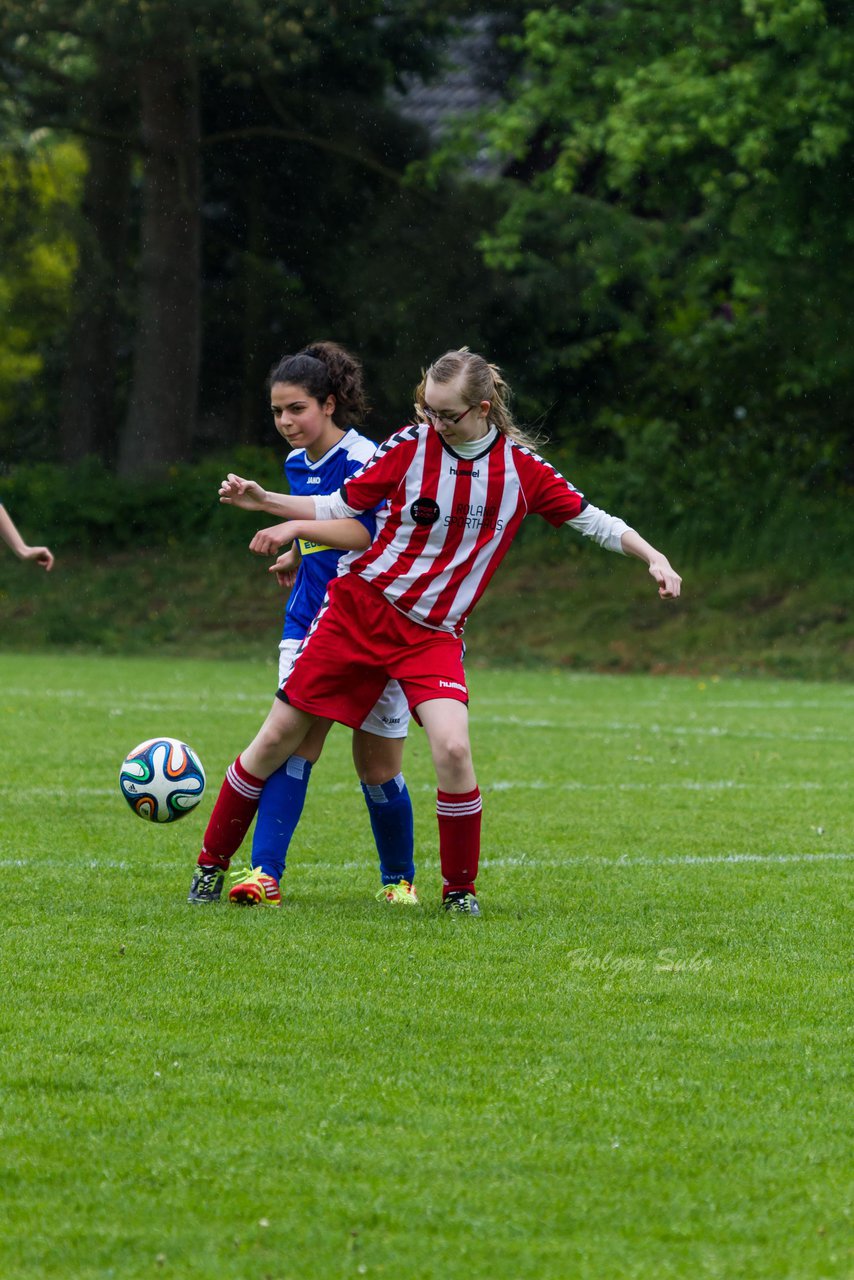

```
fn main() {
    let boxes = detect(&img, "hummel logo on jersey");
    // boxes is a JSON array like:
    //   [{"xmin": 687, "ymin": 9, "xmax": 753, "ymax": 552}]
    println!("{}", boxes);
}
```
[
  {"xmin": 439, "ymin": 679, "xmax": 467, "ymax": 693},
  {"xmin": 449, "ymin": 466, "xmax": 479, "ymax": 478}
]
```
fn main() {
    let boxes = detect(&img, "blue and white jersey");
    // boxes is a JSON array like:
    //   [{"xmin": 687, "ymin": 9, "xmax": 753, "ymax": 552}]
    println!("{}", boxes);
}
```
[{"xmin": 282, "ymin": 428, "xmax": 379, "ymax": 641}]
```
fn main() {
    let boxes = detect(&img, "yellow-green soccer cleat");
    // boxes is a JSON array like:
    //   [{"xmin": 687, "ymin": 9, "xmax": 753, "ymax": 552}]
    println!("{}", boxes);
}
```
[
  {"xmin": 228, "ymin": 866, "xmax": 282, "ymax": 907},
  {"xmin": 375, "ymin": 880, "xmax": 419, "ymax": 906}
]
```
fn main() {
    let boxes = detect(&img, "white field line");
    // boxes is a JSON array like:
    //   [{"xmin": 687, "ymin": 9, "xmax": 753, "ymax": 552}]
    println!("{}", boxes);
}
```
[
  {"xmin": 484, "ymin": 778, "xmax": 843, "ymax": 793},
  {"xmin": 321, "ymin": 778, "xmax": 843, "ymax": 794},
  {"xmin": 477, "ymin": 851, "xmax": 854, "ymax": 870},
  {"xmin": 0, "ymin": 777, "xmax": 848, "ymax": 801},
  {"xmin": 478, "ymin": 715, "xmax": 854, "ymax": 744},
  {"xmin": 5, "ymin": 686, "xmax": 853, "ymax": 716},
  {"xmin": 0, "ymin": 690, "xmax": 272, "ymax": 716},
  {"xmin": 2, "ymin": 786, "xmax": 117, "ymax": 797},
  {"xmin": 0, "ymin": 687, "xmax": 269, "ymax": 702},
  {"xmin": 476, "ymin": 696, "xmax": 854, "ymax": 711},
  {"xmin": 0, "ymin": 851, "xmax": 851, "ymax": 873},
  {"xmin": 702, "ymin": 698, "xmax": 854, "ymax": 709}
]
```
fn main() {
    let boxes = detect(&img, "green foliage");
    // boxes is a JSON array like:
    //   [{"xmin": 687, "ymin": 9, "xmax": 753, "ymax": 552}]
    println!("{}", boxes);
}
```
[
  {"xmin": 0, "ymin": 451, "xmax": 282, "ymax": 551},
  {"xmin": 1, "ymin": 655, "xmax": 852, "ymax": 1277},
  {"xmin": 435, "ymin": 0, "xmax": 854, "ymax": 482},
  {"xmin": 0, "ymin": 138, "xmax": 84, "ymax": 453},
  {"xmin": 3, "ymin": 0, "xmax": 853, "ymax": 504},
  {"xmin": 198, "ymin": 101, "xmax": 516, "ymax": 441},
  {"xmin": 0, "ymin": 0, "xmax": 481, "ymax": 471}
]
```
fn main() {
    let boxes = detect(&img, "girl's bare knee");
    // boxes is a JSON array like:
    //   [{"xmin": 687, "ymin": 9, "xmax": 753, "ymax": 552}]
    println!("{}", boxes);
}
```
[{"xmin": 435, "ymin": 737, "xmax": 472, "ymax": 776}]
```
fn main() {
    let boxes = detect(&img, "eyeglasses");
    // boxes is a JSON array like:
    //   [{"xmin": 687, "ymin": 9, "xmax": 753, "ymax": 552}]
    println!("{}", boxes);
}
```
[{"xmin": 422, "ymin": 403, "xmax": 477, "ymax": 428}]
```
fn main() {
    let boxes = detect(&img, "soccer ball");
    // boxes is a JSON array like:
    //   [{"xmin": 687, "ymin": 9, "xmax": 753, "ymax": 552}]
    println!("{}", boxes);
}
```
[{"xmin": 119, "ymin": 737, "xmax": 206, "ymax": 823}]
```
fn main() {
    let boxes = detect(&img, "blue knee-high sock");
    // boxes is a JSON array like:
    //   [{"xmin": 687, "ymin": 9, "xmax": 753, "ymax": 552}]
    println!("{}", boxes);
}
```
[
  {"xmin": 361, "ymin": 773, "xmax": 415, "ymax": 885},
  {"xmin": 251, "ymin": 755, "xmax": 313, "ymax": 881}
]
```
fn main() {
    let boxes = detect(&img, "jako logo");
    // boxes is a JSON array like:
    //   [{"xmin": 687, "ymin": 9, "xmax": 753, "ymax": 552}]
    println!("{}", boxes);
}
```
[{"xmin": 305, "ymin": 476, "xmax": 323, "ymax": 484}]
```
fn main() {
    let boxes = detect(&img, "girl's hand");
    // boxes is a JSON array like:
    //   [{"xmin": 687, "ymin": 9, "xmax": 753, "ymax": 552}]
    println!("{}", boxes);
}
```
[
  {"xmin": 22, "ymin": 545, "xmax": 54, "ymax": 571},
  {"xmin": 270, "ymin": 548, "xmax": 299, "ymax": 589},
  {"xmin": 648, "ymin": 559, "xmax": 682, "ymax": 600},
  {"xmin": 219, "ymin": 474, "xmax": 268, "ymax": 510},
  {"xmin": 250, "ymin": 522, "xmax": 302, "ymax": 556}
]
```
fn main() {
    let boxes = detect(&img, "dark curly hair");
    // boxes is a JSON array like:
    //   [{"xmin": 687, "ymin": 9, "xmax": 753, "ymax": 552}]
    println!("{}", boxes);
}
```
[{"xmin": 268, "ymin": 341, "xmax": 369, "ymax": 427}]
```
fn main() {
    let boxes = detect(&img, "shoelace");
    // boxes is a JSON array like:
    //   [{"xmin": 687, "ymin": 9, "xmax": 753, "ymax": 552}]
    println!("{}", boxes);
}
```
[
  {"xmin": 376, "ymin": 881, "xmax": 415, "ymax": 902},
  {"xmin": 229, "ymin": 866, "xmax": 271, "ymax": 886},
  {"xmin": 195, "ymin": 867, "xmax": 223, "ymax": 886}
]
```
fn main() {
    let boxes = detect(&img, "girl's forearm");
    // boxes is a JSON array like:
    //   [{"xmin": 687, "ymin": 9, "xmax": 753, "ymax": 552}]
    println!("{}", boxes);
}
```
[
  {"xmin": 620, "ymin": 528, "xmax": 671, "ymax": 565},
  {"xmin": 258, "ymin": 491, "xmax": 318, "ymax": 519},
  {"xmin": 0, "ymin": 507, "xmax": 28, "ymax": 556},
  {"xmin": 291, "ymin": 518, "xmax": 371, "ymax": 553},
  {"xmin": 621, "ymin": 528, "xmax": 682, "ymax": 599}
]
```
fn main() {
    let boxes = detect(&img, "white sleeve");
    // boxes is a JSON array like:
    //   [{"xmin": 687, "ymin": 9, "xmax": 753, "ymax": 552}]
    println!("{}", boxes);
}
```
[
  {"xmin": 313, "ymin": 491, "xmax": 361, "ymax": 520},
  {"xmin": 567, "ymin": 503, "xmax": 632, "ymax": 554}
]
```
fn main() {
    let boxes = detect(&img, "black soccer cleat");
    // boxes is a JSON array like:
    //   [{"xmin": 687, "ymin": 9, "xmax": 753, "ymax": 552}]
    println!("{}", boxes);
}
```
[
  {"xmin": 442, "ymin": 890, "xmax": 481, "ymax": 917},
  {"xmin": 187, "ymin": 865, "xmax": 225, "ymax": 904}
]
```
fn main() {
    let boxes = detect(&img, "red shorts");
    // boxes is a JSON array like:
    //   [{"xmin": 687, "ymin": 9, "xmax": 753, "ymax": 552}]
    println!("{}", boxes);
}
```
[{"xmin": 280, "ymin": 574, "xmax": 468, "ymax": 730}]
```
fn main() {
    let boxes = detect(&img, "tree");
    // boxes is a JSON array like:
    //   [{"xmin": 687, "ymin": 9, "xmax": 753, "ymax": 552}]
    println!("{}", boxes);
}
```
[
  {"xmin": 445, "ymin": 0, "xmax": 854, "ymax": 483},
  {"xmin": 59, "ymin": 53, "xmax": 134, "ymax": 468},
  {"xmin": 0, "ymin": 139, "xmax": 84, "ymax": 461},
  {"xmin": 0, "ymin": 0, "xmax": 475, "ymax": 476},
  {"xmin": 120, "ymin": 40, "xmax": 201, "ymax": 476}
]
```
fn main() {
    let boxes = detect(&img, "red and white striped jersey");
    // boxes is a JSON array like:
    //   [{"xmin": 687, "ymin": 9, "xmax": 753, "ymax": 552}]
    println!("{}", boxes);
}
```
[{"xmin": 313, "ymin": 423, "xmax": 630, "ymax": 636}]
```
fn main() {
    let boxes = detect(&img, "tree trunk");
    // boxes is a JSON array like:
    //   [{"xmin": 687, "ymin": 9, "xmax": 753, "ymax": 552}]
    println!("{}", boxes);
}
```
[
  {"xmin": 238, "ymin": 170, "xmax": 268, "ymax": 444},
  {"xmin": 119, "ymin": 48, "xmax": 201, "ymax": 479},
  {"xmin": 60, "ymin": 71, "xmax": 133, "ymax": 468}
]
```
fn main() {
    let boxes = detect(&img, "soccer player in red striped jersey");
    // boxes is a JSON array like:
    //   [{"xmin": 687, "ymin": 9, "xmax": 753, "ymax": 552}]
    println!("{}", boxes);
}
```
[{"xmin": 198, "ymin": 348, "xmax": 682, "ymax": 915}]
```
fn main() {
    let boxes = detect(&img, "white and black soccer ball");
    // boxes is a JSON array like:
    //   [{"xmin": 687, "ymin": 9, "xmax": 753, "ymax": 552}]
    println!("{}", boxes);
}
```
[{"xmin": 119, "ymin": 737, "xmax": 206, "ymax": 823}]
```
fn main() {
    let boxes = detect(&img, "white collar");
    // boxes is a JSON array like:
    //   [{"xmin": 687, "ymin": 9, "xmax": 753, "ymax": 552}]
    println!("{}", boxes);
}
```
[{"xmin": 449, "ymin": 424, "xmax": 499, "ymax": 458}]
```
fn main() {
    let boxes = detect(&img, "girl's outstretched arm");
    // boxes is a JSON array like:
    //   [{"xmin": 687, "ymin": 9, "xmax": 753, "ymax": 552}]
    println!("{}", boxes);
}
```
[{"xmin": 218, "ymin": 473, "xmax": 317, "ymax": 519}]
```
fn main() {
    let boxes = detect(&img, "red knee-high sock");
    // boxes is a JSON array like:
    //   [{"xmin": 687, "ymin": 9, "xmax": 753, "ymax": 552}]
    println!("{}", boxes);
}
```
[
  {"xmin": 437, "ymin": 786, "xmax": 482, "ymax": 897},
  {"xmin": 197, "ymin": 756, "xmax": 265, "ymax": 870}
]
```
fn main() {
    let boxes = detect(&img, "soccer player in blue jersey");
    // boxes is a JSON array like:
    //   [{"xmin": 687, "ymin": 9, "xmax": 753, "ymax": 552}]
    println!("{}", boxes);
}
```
[
  {"xmin": 0, "ymin": 501, "xmax": 54, "ymax": 570},
  {"xmin": 188, "ymin": 342, "xmax": 416, "ymax": 908}
]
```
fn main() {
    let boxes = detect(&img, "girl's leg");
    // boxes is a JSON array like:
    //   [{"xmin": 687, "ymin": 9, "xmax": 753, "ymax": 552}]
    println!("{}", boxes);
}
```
[
  {"xmin": 189, "ymin": 699, "xmax": 315, "ymax": 901},
  {"xmin": 240, "ymin": 699, "xmax": 317, "ymax": 778},
  {"xmin": 351, "ymin": 731, "xmax": 415, "ymax": 893},
  {"xmin": 352, "ymin": 730, "xmax": 406, "ymax": 787},
  {"xmin": 250, "ymin": 718, "xmax": 333, "ymax": 881},
  {"xmin": 415, "ymin": 699, "xmax": 482, "ymax": 908}
]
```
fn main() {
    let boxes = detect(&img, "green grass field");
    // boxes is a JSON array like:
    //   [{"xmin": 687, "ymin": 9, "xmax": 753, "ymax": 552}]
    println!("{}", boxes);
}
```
[{"xmin": 1, "ymin": 652, "xmax": 851, "ymax": 1279}]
